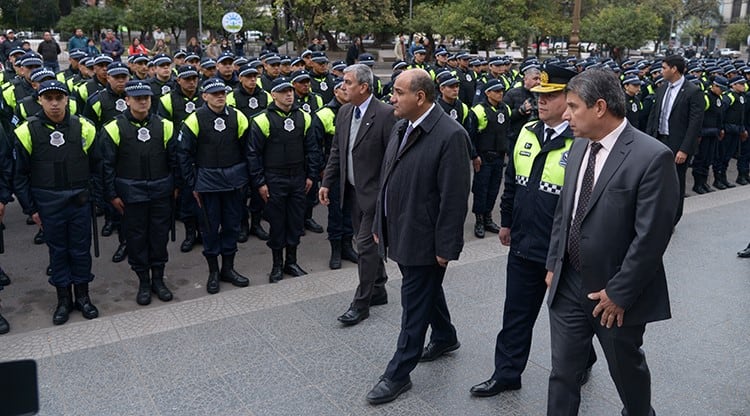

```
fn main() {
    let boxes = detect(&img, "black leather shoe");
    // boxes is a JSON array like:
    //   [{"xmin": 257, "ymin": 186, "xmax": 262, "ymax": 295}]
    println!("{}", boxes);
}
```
[
  {"xmin": 250, "ymin": 215, "xmax": 270, "ymax": 240},
  {"xmin": 53, "ymin": 286, "xmax": 73, "ymax": 325},
  {"xmin": 341, "ymin": 239, "xmax": 359, "ymax": 263},
  {"xmin": 206, "ymin": 271, "xmax": 220, "ymax": 294},
  {"xmin": 329, "ymin": 240, "xmax": 342, "ymax": 270},
  {"xmin": 135, "ymin": 271, "xmax": 151, "ymax": 306},
  {"xmin": 338, "ymin": 307, "xmax": 369, "ymax": 325},
  {"xmin": 474, "ymin": 214, "xmax": 485, "ymax": 238},
  {"xmin": 579, "ymin": 365, "xmax": 593, "ymax": 386},
  {"xmin": 692, "ymin": 184, "xmax": 707, "ymax": 194},
  {"xmin": 419, "ymin": 340, "xmax": 460, "ymax": 362},
  {"xmin": 150, "ymin": 268, "xmax": 173, "ymax": 302},
  {"xmin": 304, "ymin": 218, "xmax": 324, "ymax": 233},
  {"xmin": 737, "ymin": 175, "xmax": 749, "ymax": 186},
  {"xmin": 469, "ymin": 379, "xmax": 522, "ymax": 397},
  {"xmin": 370, "ymin": 292, "xmax": 388, "ymax": 306},
  {"xmin": 112, "ymin": 243, "xmax": 127, "ymax": 263},
  {"xmin": 220, "ymin": 269, "xmax": 250, "ymax": 287},
  {"xmin": 0, "ymin": 313, "xmax": 8, "ymax": 334},
  {"xmin": 0, "ymin": 270, "xmax": 10, "ymax": 286},
  {"xmin": 33, "ymin": 229, "xmax": 45, "ymax": 245},
  {"xmin": 284, "ymin": 263, "xmax": 307, "ymax": 276},
  {"xmin": 26, "ymin": 215, "xmax": 35, "ymax": 225},
  {"xmin": 483, "ymin": 214, "xmax": 501, "ymax": 233},
  {"xmin": 713, "ymin": 179, "xmax": 727, "ymax": 190},
  {"xmin": 700, "ymin": 183, "xmax": 714, "ymax": 193},
  {"xmin": 238, "ymin": 220, "xmax": 250, "ymax": 243},
  {"xmin": 270, "ymin": 249, "xmax": 284, "ymax": 283},
  {"xmin": 738, "ymin": 245, "xmax": 750, "ymax": 258},
  {"xmin": 73, "ymin": 283, "xmax": 99, "ymax": 320},
  {"xmin": 101, "ymin": 220, "xmax": 114, "ymax": 237},
  {"xmin": 366, "ymin": 377, "xmax": 412, "ymax": 405}
]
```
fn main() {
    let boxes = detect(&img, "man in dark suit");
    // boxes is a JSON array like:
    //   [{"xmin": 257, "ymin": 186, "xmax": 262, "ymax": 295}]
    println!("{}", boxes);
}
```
[
  {"xmin": 319, "ymin": 64, "xmax": 397, "ymax": 325},
  {"xmin": 367, "ymin": 69, "xmax": 470, "ymax": 405},
  {"xmin": 545, "ymin": 69, "xmax": 679, "ymax": 416},
  {"xmin": 645, "ymin": 55, "xmax": 704, "ymax": 224}
]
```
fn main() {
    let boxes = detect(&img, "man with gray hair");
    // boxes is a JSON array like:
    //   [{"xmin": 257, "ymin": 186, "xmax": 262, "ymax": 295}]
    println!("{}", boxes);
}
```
[
  {"xmin": 504, "ymin": 64, "xmax": 541, "ymax": 148},
  {"xmin": 320, "ymin": 64, "xmax": 397, "ymax": 325},
  {"xmin": 545, "ymin": 68, "xmax": 679, "ymax": 415}
]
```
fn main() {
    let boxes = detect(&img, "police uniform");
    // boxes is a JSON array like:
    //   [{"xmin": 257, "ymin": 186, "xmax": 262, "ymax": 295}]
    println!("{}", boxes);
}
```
[
  {"xmin": 357, "ymin": 54, "xmax": 384, "ymax": 98},
  {"xmin": 16, "ymin": 68, "xmax": 78, "ymax": 126},
  {"xmin": 1, "ymin": 53, "xmax": 41, "ymax": 130},
  {"xmin": 249, "ymin": 77, "xmax": 323, "ymax": 283},
  {"xmin": 158, "ymin": 65, "xmax": 205, "ymax": 252},
  {"xmin": 309, "ymin": 51, "xmax": 336, "ymax": 103},
  {"xmin": 693, "ymin": 77, "xmax": 727, "ymax": 194},
  {"xmin": 227, "ymin": 64, "xmax": 273, "ymax": 243},
  {"xmin": 0, "ymin": 125, "xmax": 12, "ymax": 334},
  {"xmin": 714, "ymin": 76, "xmax": 745, "ymax": 189},
  {"xmin": 177, "ymin": 78, "xmax": 251, "ymax": 294},
  {"xmin": 470, "ymin": 79, "xmax": 511, "ymax": 238},
  {"xmin": 100, "ymin": 81, "xmax": 176, "ymax": 305},
  {"xmin": 74, "ymin": 55, "xmax": 112, "ymax": 110},
  {"xmin": 56, "ymin": 48, "xmax": 87, "ymax": 92},
  {"xmin": 147, "ymin": 53, "xmax": 176, "ymax": 114},
  {"xmin": 435, "ymin": 71, "xmax": 479, "ymax": 161},
  {"xmin": 623, "ymin": 75, "xmax": 643, "ymax": 130},
  {"xmin": 216, "ymin": 53, "xmax": 240, "ymax": 88},
  {"xmin": 456, "ymin": 53, "xmax": 477, "ymax": 104},
  {"xmin": 503, "ymin": 63, "xmax": 539, "ymax": 151},
  {"xmin": 13, "ymin": 80, "xmax": 99, "ymax": 325}
]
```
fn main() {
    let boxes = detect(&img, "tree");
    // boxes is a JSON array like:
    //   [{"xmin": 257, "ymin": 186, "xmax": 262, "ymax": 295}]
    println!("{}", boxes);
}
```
[
  {"xmin": 0, "ymin": 0, "xmax": 60, "ymax": 29},
  {"xmin": 725, "ymin": 22, "xmax": 750, "ymax": 50},
  {"xmin": 583, "ymin": 5, "xmax": 660, "ymax": 61},
  {"xmin": 58, "ymin": 4, "xmax": 125, "ymax": 39},
  {"xmin": 435, "ymin": 0, "xmax": 527, "ymax": 56}
]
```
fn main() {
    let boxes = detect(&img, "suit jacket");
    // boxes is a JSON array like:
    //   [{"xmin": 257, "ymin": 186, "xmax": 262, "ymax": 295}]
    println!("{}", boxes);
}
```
[
  {"xmin": 546, "ymin": 123, "xmax": 679, "ymax": 325},
  {"xmin": 373, "ymin": 105, "xmax": 471, "ymax": 266},
  {"xmin": 645, "ymin": 77, "xmax": 704, "ymax": 155},
  {"xmin": 322, "ymin": 97, "xmax": 397, "ymax": 213}
]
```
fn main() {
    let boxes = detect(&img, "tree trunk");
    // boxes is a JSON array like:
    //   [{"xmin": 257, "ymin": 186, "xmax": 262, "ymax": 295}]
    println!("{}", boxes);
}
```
[{"xmin": 322, "ymin": 30, "xmax": 339, "ymax": 51}]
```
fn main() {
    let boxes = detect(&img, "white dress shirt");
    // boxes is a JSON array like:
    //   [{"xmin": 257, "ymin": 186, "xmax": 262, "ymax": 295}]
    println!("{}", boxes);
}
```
[
  {"xmin": 347, "ymin": 95, "xmax": 373, "ymax": 185},
  {"xmin": 658, "ymin": 75, "xmax": 684, "ymax": 135}
]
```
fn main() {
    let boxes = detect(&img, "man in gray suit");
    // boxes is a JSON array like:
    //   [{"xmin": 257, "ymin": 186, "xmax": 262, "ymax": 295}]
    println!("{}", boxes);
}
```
[
  {"xmin": 545, "ymin": 69, "xmax": 679, "ymax": 416},
  {"xmin": 320, "ymin": 64, "xmax": 397, "ymax": 325},
  {"xmin": 366, "ymin": 69, "xmax": 470, "ymax": 405}
]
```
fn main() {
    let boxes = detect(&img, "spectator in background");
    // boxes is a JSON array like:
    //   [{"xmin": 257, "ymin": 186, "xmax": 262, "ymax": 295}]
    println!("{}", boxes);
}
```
[
  {"xmin": 205, "ymin": 38, "xmax": 220, "ymax": 59},
  {"xmin": 37, "ymin": 31, "xmax": 62, "ymax": 73},
  {"xmin": 220, "ymin": 38, "xmax": 232, "ymax": 54},
  {"xmin": 394, "ymin": 34, "xmax": 406, "ymax": 62},
  {"xmin": 186, "ymin": 36, "xmax": 202, "ymax": 57},
  {"xmin": 128, "ymin": 37, "xmax": 150, "ymax": 56},
  {"xmin": 101, "ymin": 30, "xmax": 124, "ymax": 60},
  {"xmin": 153, "ymin": 26, "xmax": 165, "ymax": 44},
  {"xmin": 233, "ymin": 33, "xmax": 245, "ymax": 57},
  {"xmin": 86, "ymin": 38, "xmax": 100, "ymax": 56},
  {"xmin": 1, "ymin": 29, "xmax": 22, "ymax": 63},
  {"xmin": 346, "ymin": 37, "xmax": 361, "ymax": 66},
  {"xmin": 21, "ymin": 41, "xmax": 31, "ymax": 51},
  {"xmin": 68, "ymin": 28, "xmax": 88, "ymax": 52},
  {"xmin": 151, "ymin": 38, "xmax": 170, "ymax": 56},
  {"xmin": 308, "ymin": 37, "xmax": 326, "ymax": 52},
  {"xmin": 262, "ymin": 35, "xmax": 279, "ymax": 54}
]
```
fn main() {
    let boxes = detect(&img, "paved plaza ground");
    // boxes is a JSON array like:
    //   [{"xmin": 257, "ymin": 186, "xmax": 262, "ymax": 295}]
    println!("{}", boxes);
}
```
[{"xmin": 0, "ymin": 175, "xmax": 749, "ymax": 415}]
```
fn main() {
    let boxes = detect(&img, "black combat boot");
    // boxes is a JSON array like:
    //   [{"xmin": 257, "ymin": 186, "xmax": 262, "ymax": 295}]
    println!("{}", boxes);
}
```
[
  {"xmin": 474, "ymin": 214, "xmax": 485, "ymax": 239},
  {"xmin": 270, "ymin": 249, "xmax": 284, "ymax": 283},
  {"xmin": 721, "ymin": 173, "xmax": 736, "ymax": 188},
  {"xmin": 0, "ymin": 311, "xmax": 8, "ymax": 334},
  {"xmin": 250, "ymin": 213, "xmax": 270, "ymax": 240},
  {"xmin": 713, "ymin": 172, "xmax": 727, "ymax": 190},
  {"xmin": 692, "ymin": 175, "xmax": 708, "ymax": 194},
  {"xmin": 283, "ymin": 246, "xmax": 307, "ymax": 276},
  {"xmin": 33, "ymin": 228, "xmax": 45, "ymax": 245},
  {"xmin": 180, "ymin": 219, "xmax": 198, "ymax": 252},
  {"xmin": 112, "ymin": 242, "xmax": 127, "ymax": 263},
  {"xmin": 736, "ymin": 173, "xmax": 749, "ymax": 185},
  {"xmin": 220, "ymin": 253, "xmax": 250, "ymax": 287},
  {"xmin": 53, "ymin": 285, "xmax": 74, "ymax": 325},
  {"xmin": 329, "ymin": 240, "xmax": 342, "ymax": 270},
  {"xmin": 73, "ymin": 283, "xmax": 99, "ymax": 320},
  {"xmin": 483, "ymin": 212, "xmax": 501, "ymax": 234},
  {"xmin": 238, "ymin": 217, "xmax": 250, "ymax": 243},
  {"xmin": 206, "ymin": 256, "xmax": 220, "ymax": 294},
  {"xmin": 135, "ymin": 271, "xmax": 151, "ymax": 305},
  {"xmin": 341, "ymin": 237, "xmax": 359, "ymax": 263},
  {"xmin": 150, "ymin": 266, "xmax": 173, "ymax": 302}
]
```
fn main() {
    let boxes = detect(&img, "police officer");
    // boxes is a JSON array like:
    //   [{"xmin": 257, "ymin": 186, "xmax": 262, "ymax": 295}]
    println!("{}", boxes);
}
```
[
  {"xmin": 455, "ymin": 52, "xmax": 477, "ymax": 104},
  {"xmin": 407, "ymin": 45, "xmax": 432, "ymax": 74},
  {"xmin": 311, "ymin": 77, "xmax": 355, "ymax": 269},
  {"xmin": 56, "ymin": 48, "xmax": 87, "ymax": 90},
  {"xmin": 436, "ymin": 71, "xmax": 480, "ymax": 169},
  {"xmin": 216, "ymin": 52, "xmax": 239, "ymax": 88},
  {"xmin": 199, "ymin": 57, "xmax": 218, "ymax": 81},
  {"xmin": 16, "ymin": 68, "xmax": 78, "ymax": 125},
  {"xmin": 309, "ymin": 51, "xmax": 336, "ymax": 103},
  {"xmin": 622, "ymin": 74, "xmax": 643, "ymax": 130},
  {"xmin": 357, "ymin": 53, "xmax": 383, "ymax": 98},
  {"xmin": 227, "ymin": 64, "xmax": 272, "ymax": 243},
  {"xmin": 148, "ymin": 53, "xmax": 175, "ymax": 113},
  {"xmin": 739, "ymin": 76, "xmax": 750, "ymax": 185},
  {"xmin": 504, "ymin": 63, "xmax": 541, "ymax": 151},
  {"xmin": 0, "ymin": 124, "xmax": 12, "ymax": 334},
  {"xmin": 260, "ymin": 54, "xmax": 281, "ymax": 92},
  {"xmin": 13, "ymin": 80, "xmax": 99, "ymax": 325},
  {"xmin": 100, "ymin": 80, "xmax": 176, "ymax": 305},
  {"xmin": 2, "ymin": 52, "xmax": 42, "ymax": 127},
  {"xmin": 75, "ymin": 55, "xmax": 111, "ymax": 109},
  {"xmin": 714, "ymin": 76, "xmax": 745, "ymax": 189},
  {"xmin": 249, "ymin": 77, "xmax": 322, "ymax": 283},
  {"xmin": 470, "ymin": 65, "xmax": 596, "ymax": 397},
  {"xmin": 2, "ymin": 47, "xmax": 25, "ymax": 83},
  {"xmin": 470, "ymin": 79, "xmax": 511, "ymax": 239},
  {"xmin": 159, "ymin": 65, "xmax": 205, "ymax": 252},
  {"xmin": 693, "ymin": 76, "xmax": 728, "ymax": 194},
  {"xmin": 177, "ymin": 78, "xmax": 250, "ymax": 294}
]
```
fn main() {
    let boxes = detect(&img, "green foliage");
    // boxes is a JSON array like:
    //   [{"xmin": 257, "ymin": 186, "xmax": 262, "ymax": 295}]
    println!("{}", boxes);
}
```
[
  {"xmin": 583, "ymin": 5, "xmax": 661, "ymax": 50},
  {"xmin": 434, "ymin": 0, "xmax": 527, "ymax": 52},
  {"xmin": 0, "ymin": 0, "xmax": 60, "ymax": 29},
  {"xmin": 58, "ymin": 4, "xmax": 125, "ymax": 36},
  {"xmin": 726, "ymin": 23, "xmax": 750, "ymax": 49}
]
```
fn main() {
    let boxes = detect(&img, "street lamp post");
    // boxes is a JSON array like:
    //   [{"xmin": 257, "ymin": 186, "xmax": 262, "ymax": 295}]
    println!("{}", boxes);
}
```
[
  {"xmin": 569, "ymin": 0, "xmax": 582, "ymax": 57},
  {"xmin": 198, "ymin": 0, "xmax": 203, "ymax": 41}
]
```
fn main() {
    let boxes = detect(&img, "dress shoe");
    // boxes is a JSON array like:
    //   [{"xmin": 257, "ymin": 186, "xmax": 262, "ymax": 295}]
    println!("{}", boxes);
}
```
[
  {"xmin": 338, "ymin": 307, "xmax": 369, "ymax": 325},
  {"xmin": 112, "ymin": 243, "xmax": 127, "ymax": 263},
  {"xmin": 366, "ymin": 377, "xmax": 412, "ymax": 405},
  {"xmin": 370, "ymin": 292, "xmax": 388, "ymax": 306},
  {"xmin": 26, "ymin": 215, "xmax": 35, "ymax": 225},
  {"xmin": 101, "ymin": 220, "xmax": 114, "ymax": 237},
  {"xmin": 0, "ymin": 313, "xmax": 8, "ymax": 334},
  {"xmin": 469, "ymin": 379, "xmax": 522, "ymax": 397},
  {"xmin": 419, "ymin": 340, "xmax": 460, "ymax": 362},
  {"xmin": 474, "ymin": 214, "xmax": 485, "ymax": 238},
  {"xmin": 304, "ymin": 218, "xmax": 324, "ymax": 233},
  {"xmin": 738, "ymin": 245, "xmax": 750, "ymax": 258},
  {"xmin": 237, "ymin": 219, "xmax": 250, "ymax": 243},
  {"xmin": 283, "ymin": 246, "xmax": 307, "ymax": 276},
  {"xmin": 250, "ymin": 214, "xmax": 270, "ymax": 240},
  {"xmin": 737, "ymin": 174, "xmax": 749, "ymax": 186},
  {"xmin": 483, "ymin": 213, "xmax": 501, "ymax": 233},
  {"xmin": 0, "ymin": 269, "xmax": 10, "ymax": 286},
  {"xmin": 73, "ymin": 283, "xmax": 99, "ymax": 320},
  {"xmin": 220, "ymin": 254, "xmax": 250, "ymax": 287},
  {"xmin": 33, "ymin": 229, "xmax": 45, "ymax": 245}
]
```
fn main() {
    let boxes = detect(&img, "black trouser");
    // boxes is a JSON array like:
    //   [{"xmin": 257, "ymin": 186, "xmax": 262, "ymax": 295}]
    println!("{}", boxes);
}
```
[
  {"xmin": 471, "ymin": 154, "xmax": 504, "ymax": 215},
  {"xmin": 345, "ymin": 183, "xmax": 386, "ymax": 309},
  {"xmin": 384, "ymin": 263, "xmax": 456, "ymax": 383},
  {"xmin": 199, "ymin": 189, "xmax": 244, "ymax": 257},
  {"xmin": 264, "ymin": 171, "xmax": 306, "ymax": 250},
  {"xmin": 123, "ymin": 197, "xmax": 171, "ymax": 272},
  {"xmin": 674, "ymin": 161, "xmax": 687, "ymax": 225},
  {"xmin": 241, "ymin": 186, "xmax": 265, "ymax": 223},
  {"xmin": 692, "ymin": 134, "xmax": 717, "ymax": 178},
  {"xmin": 548, "ymin": 263, "xmax": 654, "ymax": 416},
  {"xmin": 326, "ymin": 180, "xmax": 353, "ymax": 240},
  {"xmin": 305, "ymin": 179, "xmax": 320, "ymax": 219}
]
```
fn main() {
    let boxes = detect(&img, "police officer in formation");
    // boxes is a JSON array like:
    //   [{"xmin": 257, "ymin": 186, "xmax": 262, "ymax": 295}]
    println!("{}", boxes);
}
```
[
  {"xmin": 249, "ymin": 77, "xmax": 322, "ymax": 283},
  {"xmin": 177, "ymin": 77, "xmax": 251, "ymax": 294},
  {"xmin": 714, "ymin": 76, "xmax": 745, "ymax": 190},
  {"xmin": 0, "ymin": 121, "xmax": 12, "ymax": 334},
  {"xmin": 99, "ymin": 80, "xmax": 176, "ymax": 305},
  {"xmin": 623, "ymin": 74, "xmax": 643, "ymax": 130},
  {"xmin": 693, "ymin": 76, "xmax": 728, "ymax": 194}
]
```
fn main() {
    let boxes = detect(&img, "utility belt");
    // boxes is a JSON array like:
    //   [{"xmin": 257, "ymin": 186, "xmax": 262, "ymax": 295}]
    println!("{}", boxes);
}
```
[{"xmin": 479, "ymin": 150, "xmax": 504, "ymax": 163}]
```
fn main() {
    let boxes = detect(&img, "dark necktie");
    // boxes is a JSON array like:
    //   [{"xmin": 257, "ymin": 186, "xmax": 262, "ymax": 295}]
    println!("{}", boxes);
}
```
[
  {"xmin": 568, "ymin": 141, "xmax": 603, "ymax": 272},
  {"xmin": 544, "ymin": 127, "xmax": 555, "ymax": 144},
  {"xmin": 398, "ymin": 123, "xmax": 414, "ymax": 153},
  {"xmin": 355, "ymin": 106, "xmax": 361, "ymax": 120}
]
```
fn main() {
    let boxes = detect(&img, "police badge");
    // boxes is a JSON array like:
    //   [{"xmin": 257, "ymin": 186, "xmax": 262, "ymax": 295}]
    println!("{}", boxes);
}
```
[
  {"xmin": 717, "ymin": 98, "xmax": 722, "ymax": 107},
  {"xmin": 249, "ymin": 97, "xmax": 258, "ymax": 109},
  {"xmin": 283, "ymin": 118, "xmax": 295, "ymax": 132},
  {"xmin": 632, "ymin": 102, "xmax": 638, "ymax": 112},
  {"xmin": 320, "ymin": 81, "xmax": 328, "ymax": 91},
  {"xmin": 741, "ymin": 96, "xmax": 746, "ymax": 105},
  {"xmin": 115, "ymin": 98, "xmax": 127, "ymax": 112},
  {"xmin": 50, "ymin": 131, "xmax": 65, "ymax": 147},
  {"xmin": 302, "ymin": 103, "xmax": 311, "ymax": 112},
  {"xmin": 161, "ymin": 85, "xmax": 171, "ymax": 95},
  {"xmin": 559, "ymin": 150, "xmax": 569, "ymax": 167},
  {"xmin": 497, "ymin": 112, "xmax": 505, "ymax": 124},
  {"xmin": 465, "ymin": 74, "xmax": 471, "ymax": 82},
  {"xmin": 214, "ymin": 118, "xmax": 226, "ymax": 132},
  {"xmin": 449, "ymin": 109, "xmax": 458, "ymax": 119},
  {"xmin": 185, "ymin": 101, "xmax": 196, "ymax": 113},
  {"xmin": 137, "ymin": 127, "xmax": 151, "ymax": 142}
]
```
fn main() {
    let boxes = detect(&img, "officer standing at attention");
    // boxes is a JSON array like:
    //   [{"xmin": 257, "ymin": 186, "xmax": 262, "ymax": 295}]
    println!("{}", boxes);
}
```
[
  {"xmin": 158, "ymin": 65, "xmax": 205, "ymax": 253},
  {"xmin": 13, "ymin": 80, "xmax": 99, "ymax": 325},
  {"xmin": 456, "ymin": 53, "xmax": 477, "ymax": 104},
  {"xmin": 309, "ymin": 51, "xmax": 336, "ymax": 103},
  {"xmin": 693, "ymin": 76, "xmax": 728, "ymax": 194},
  {"xmin": 249, "ymin": 77, "xmax": 322, "ymax": 283},
  {"xmin": 714, "ymin": 76, "xmax": 745, "ymax": 189},
  {"xmin": 148, "ymin": 53, "xmax": 175, "ymax": 113},
  {"xmin": 227, "ymin": 64, "xmax": 273, "ymax": 243},
  {"xmin": 177, "ymin": 78, "xmax": 251, "ymax": 294},
  {"xmin": 100, "ymin": 80, "xmax": 176, "ymax": 306},
  {"xmin": 436, "ymin": 71, "xmax": 481, "ymax": 170},
  {"xmin": 0, "ymin": 123, "xmax": 13, "ymax": 334},
  {"xmin": 470, "ymin": 79, "xmax": 511, "ymax": 239},
  {"xmin": 622, "ymin": 74, "xmax": 643, "ymax": 130}
]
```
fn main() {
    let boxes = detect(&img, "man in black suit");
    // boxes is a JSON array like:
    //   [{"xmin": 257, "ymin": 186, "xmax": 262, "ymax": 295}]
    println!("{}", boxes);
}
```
[
  {"xmin": 367, "ymin": 69, "xmax": 470, "ymax": 404},
  {"xmin": 319, "ymin": 64, "xmax": 397, "ymax": 325},
  {"xmin": 645, "ymin": 55, "xmax": 704, "ymax": 224},
  {"xmin": 545, "ymin": 69, "xmax": 679, "ymax": 416}
]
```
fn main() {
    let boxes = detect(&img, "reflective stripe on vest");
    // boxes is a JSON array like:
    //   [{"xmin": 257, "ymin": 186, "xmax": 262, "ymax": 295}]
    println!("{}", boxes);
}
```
[{"xmin": 513, "ymin": 123, "xmax": 573, "ymax": 195}]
